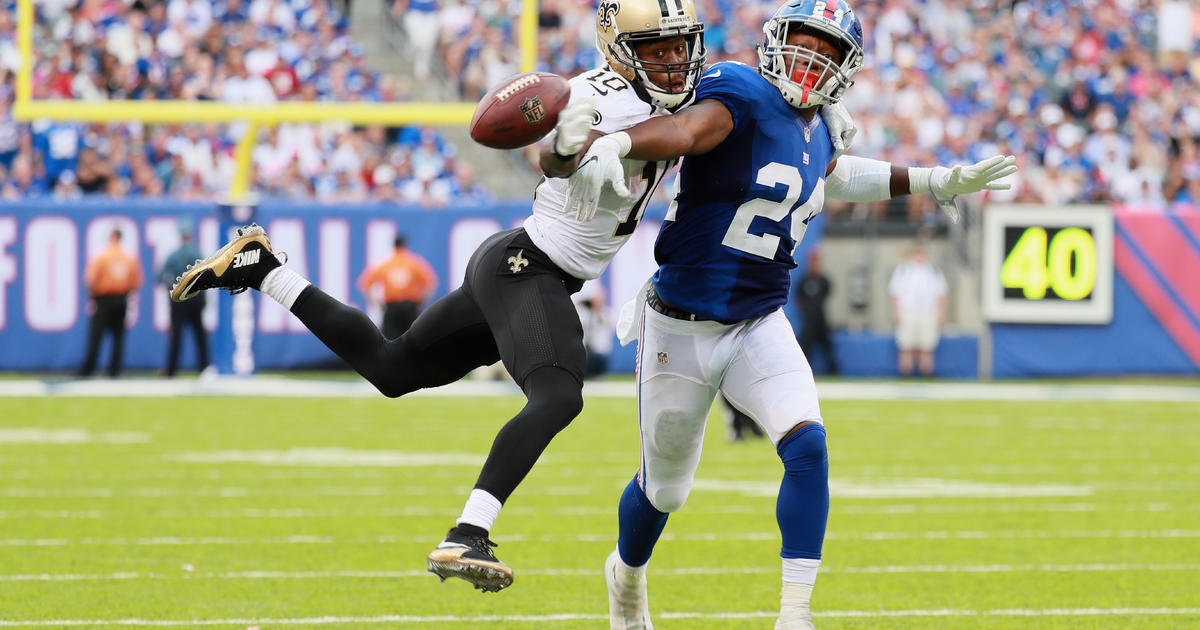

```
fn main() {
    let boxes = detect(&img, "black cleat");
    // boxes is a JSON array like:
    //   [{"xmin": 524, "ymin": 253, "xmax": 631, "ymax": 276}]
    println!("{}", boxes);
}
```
[
  {"xmin": 170, "ymin": 223, "xmax": 282, "ymax": 302},
  {"xmin": 426, "ymin": 524, "xmax": 513, "ymax": 593}
]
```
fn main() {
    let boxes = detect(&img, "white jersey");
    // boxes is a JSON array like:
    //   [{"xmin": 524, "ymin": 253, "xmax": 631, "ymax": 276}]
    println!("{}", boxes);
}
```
[{"xmin": 524, "ymin": 68, "xmax": 676, "ymax": 280}]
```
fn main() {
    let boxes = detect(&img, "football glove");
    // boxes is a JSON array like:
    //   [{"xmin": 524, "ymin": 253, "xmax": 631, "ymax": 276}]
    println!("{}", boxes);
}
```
[
  {"xmin": 821, "ymin": 101, "xmax": 856, "ymax": 161},
  {"xmin": 565, "ymin": 133, "xmax": 631, "ymax": 222},
  {"xmin": 928, "ymin": 155, "xmax": 1018, "ymax": 222},
  {"xmin": 552, "ymin": 96, "xmax": 596, "ymax": 158}
]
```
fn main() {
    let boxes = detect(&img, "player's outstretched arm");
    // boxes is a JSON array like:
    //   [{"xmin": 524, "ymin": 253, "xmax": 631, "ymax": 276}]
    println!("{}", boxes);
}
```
[
  {"xmin": 564, "ymin": 99, "xmax": 733, "ymax": 220},
  {"xmin": 825, "ymin": 154, "xmax": 1018, "ymax": 222}
]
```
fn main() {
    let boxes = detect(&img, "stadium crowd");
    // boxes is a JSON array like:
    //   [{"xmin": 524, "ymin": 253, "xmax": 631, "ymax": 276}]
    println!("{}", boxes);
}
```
[
  {"xmin": 1, "ymin": 0, "xmax": 1199, "ymax": 215},
  {"xmin": 0, "ymin": 0, "xmax": 489, "ymax": 205},
  {"xmin": 406, "ymin": 0, "xmax": 1200, "ymax": 217}
]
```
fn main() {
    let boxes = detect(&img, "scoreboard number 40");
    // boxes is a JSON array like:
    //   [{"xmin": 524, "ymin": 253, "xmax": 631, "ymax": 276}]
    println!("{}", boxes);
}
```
[
  {"xmin": 1000, "ymin": 226, "xmax": 1096, "ymax": 300},
  {"xmin": 982, "ymin": 206, "xmax": 1113, "ymax": 324}
]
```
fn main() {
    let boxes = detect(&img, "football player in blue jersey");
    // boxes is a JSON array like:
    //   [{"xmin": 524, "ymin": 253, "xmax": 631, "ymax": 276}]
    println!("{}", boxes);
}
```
[{"xmin": 566, "ymin": 1, "xmax": 1017, "ymax": 628}]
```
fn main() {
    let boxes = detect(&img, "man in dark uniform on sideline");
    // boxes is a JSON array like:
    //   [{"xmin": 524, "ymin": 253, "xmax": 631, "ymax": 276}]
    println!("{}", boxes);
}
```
[
  {"xmin": 159, "ymin": 226, "xmax": 209, "ymax": 377},
  {"xmin": 796, "ymin": 249, "xmax": 839, "ymax": 375}
]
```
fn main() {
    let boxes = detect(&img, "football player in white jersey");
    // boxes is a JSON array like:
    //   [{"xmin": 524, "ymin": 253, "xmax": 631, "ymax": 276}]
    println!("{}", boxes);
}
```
[{"xmin": 169, "ymin": 0, "xmax": 707, "ymax": 594}]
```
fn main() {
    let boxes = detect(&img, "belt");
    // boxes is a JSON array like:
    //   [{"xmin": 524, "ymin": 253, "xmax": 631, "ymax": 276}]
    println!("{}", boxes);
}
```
[{"xmin": 646, "ymin": 287, "xmax": 707, "ymax": 322}]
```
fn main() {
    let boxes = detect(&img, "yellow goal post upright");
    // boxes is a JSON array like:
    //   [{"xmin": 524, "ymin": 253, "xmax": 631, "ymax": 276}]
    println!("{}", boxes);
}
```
[{"xmin": 12, "ymin": 0, "xmax": 540, "ymax": 199}]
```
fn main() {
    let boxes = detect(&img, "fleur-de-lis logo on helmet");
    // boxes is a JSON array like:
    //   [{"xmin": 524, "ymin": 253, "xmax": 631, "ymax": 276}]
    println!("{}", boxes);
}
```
[
  {"xmin": 597, "ymin": 1, "xmax": 619, "ymax": 32},
  {"xmin": 507, "ymin": 250, "xmax": 530, "ymax": 273}
]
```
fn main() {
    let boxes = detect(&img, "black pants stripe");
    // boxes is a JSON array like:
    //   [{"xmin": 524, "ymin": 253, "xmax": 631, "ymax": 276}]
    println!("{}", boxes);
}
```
[{"xmin": 289, "ymin": 228, "xmax": 585, "ymax": 505}]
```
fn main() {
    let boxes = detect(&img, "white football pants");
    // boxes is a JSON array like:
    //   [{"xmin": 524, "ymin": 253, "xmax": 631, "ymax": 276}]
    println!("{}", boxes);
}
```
[{"xmin": 635, "ymin": 305, "xmax": 823, "ymax": 513}]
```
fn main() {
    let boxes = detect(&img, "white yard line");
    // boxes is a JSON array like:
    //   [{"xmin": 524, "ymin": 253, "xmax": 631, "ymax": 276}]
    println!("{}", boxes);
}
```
[
  {"xmin": 2, "ymin": 378, "xmax": 1199, "ymax": 401},
  {"xmin": 13, "ymin": 479, "xmax": 1195, "ymax": 500},
  {"xmin": 1, "ymin": 563, "xmax": 1198, "ymax": 582},
  {"xmin": 1, "ymin": 608, "xmax": 1199, "ymax": 626},
  {"xmin": 5, "ymin": 501, "xmax": 1193, "ymax": 520},
  {"xmin": 3, "ymin": 529, "xmax": 1199, "ymax": 547}
]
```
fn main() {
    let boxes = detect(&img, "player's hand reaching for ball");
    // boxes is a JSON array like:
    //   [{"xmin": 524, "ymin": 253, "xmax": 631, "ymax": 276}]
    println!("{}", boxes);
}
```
[
  {"xmin": 552, "ymin": 96, "xmax": 596, "ymax": 158},
  {"xmin": 566, "ymin": 132, "xmax": 631, "ymax": 222}
]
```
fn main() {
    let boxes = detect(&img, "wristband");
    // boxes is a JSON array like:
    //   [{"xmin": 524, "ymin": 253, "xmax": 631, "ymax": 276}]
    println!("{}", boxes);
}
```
[
  {"xmin": 606, "ymin": 131, "xmax": 633, "ymax": 158},
  {"xmin": 908, "ymin": 167, "xmax": 934, "ymax": 195}
]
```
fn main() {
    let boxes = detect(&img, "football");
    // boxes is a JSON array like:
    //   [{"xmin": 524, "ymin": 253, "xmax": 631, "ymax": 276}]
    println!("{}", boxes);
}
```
[{"xmin": 469, "ymin": 72, "xmax": 571, "ymax": 150}]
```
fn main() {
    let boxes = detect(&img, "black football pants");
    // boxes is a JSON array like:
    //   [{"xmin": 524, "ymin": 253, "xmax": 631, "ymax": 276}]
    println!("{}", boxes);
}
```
[{"xmin": 288, "ymin": 228, "xmax": 586, "ymax": 505}]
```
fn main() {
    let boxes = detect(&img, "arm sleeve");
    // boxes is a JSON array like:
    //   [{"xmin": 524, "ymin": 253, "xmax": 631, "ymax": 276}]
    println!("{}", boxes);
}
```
[{"xmin": 824, "ymin": 155, "xmax": 894, "ymax": 202}]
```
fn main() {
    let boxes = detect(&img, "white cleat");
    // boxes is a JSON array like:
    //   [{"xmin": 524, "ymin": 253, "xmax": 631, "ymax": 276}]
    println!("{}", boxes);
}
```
[{"xmin": 605, "ymin": 549, "xmax": 652, "ymax": 630}]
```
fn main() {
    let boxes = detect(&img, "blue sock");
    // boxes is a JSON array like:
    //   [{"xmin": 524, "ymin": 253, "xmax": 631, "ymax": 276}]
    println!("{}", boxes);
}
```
[
  {"xmin": 617, "ymin": 476, "xmax": 669, "ymax": 567},
  {"xmin": 776, "ymin": 424, "xmax": 829, "ymax": 559}
]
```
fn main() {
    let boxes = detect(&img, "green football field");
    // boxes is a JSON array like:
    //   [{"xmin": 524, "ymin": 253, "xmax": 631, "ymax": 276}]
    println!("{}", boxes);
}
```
[{"xmin": 1, "ymin": 391, "xmax": 1198, "ymax": 629}]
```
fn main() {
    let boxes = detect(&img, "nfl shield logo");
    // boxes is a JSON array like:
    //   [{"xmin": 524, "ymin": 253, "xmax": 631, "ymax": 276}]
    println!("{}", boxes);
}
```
[
  {"xmin": 657, "ymin": 352, "xmax": 668, "ymax": 365},
  {"xmin": 519, "ymin": 96, "xmax": 546, "ymax": 126}
]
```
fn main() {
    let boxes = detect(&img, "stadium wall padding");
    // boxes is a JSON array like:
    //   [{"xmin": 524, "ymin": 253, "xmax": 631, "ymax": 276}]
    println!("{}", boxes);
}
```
[{"xmin": 3, "ymin": 199, "xmax": 825, "ymax": 374}]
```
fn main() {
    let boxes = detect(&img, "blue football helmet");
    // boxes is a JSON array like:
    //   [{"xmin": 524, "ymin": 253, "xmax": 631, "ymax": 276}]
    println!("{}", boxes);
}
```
[{"xmin": 757, "ymin": 0, "xmax": 865, "ymax": 108}]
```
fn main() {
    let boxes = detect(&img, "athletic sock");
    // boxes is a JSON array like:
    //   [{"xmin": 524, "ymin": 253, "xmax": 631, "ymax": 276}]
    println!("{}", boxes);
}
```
[
  {"xmin": 260, "ymin": 266, "xmax": 311, "ymax": 310},
  {"xmin": 456, "ymin": 488, "xmax": 503, "ymax": 532},
  {"xmin": 617, "ymin": 476, "xmax": 668, "ymax": 568},
  {"xmin": 782, "ymin": 557, "xmax": 821, "ymax": 585}
]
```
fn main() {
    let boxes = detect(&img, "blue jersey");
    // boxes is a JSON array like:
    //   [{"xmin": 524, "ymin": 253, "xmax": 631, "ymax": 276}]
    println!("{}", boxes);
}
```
[{"xmin": 652, "ymin": 62, "xmax": 833, "ymax": 323}]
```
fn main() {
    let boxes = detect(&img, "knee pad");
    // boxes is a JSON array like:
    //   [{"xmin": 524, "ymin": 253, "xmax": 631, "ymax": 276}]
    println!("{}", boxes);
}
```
[
  {"xmin": 778, "ymin": 423, "xmax": 827, "ymax": 473},
  {"xmin": 644, "ymin": 484, "xmax": 689, "ymax": 514}
]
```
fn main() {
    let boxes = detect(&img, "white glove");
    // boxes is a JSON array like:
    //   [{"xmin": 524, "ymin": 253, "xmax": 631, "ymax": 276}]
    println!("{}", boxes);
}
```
[
  {"xmin": 552, "ymin": 96, "xmax": 596, "ymax": 157},
  {"xmin": 565, "ymin": 133, "xmax": 631, "ymax": 222},
  {"xmin": 821, "ymin": 101, "xmax": 856, "ymax": 161},
  {"xmin": 927, "ymin": 155, "xmax": 1018, "ymax": 222}
]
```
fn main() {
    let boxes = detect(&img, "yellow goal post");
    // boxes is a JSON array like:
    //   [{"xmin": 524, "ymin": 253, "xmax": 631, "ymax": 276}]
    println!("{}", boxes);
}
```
[{"xmin": 12, "ymin": 0, "xmax": 540, "ymax": 198}]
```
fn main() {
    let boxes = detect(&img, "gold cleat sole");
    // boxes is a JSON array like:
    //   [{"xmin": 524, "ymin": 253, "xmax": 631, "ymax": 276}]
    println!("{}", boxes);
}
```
[
  {"xmin": 170, "ymin": 225, "xmax": 273, "ymax": 302},
  {"xmin": 427, "ymin": 550, "xmax": 514, "ymax": 593}
]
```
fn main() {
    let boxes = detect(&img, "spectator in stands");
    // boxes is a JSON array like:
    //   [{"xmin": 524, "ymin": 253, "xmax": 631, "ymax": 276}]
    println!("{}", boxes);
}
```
[
  {"xmin": 392, "ymin": 0, "xmax": 439, "ymax": 82},
  {"xmin": 79, "ymin": 229, "xmax": 143, "ymax": 378},
  {"xmin": 159, "ymin": 224, "xmax": 210, "ymax": 377},
  {"xmin": 1, "ymin": 155, "xmax": 47, "ymax": 199},
  {"xmin": 76, "ymin": 147, "xmax": 113, "ymax": 194},
  {"xmin": 357, "ymin": 235, "xmax": 438, "ymax": 340},
  {"xmin": 52, "ymin": 169, "xmax": 82, "ymax": 199},
  {"xmin": 7, "ymin": 0, "xmax": 1200, "ymax": 209},
  {"xmin": 888, "ymin": 244, "xmax": 946, "ymax": 378}
]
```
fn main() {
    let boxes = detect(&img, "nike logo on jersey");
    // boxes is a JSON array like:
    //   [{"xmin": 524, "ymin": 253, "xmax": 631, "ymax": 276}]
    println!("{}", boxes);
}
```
[
  {"xmin": 232, "ymin": 249, "xmax": 260, "ymax": 268},
  {"xmin": 703, "ymin": 70, "xmax": 721, "ymax": 79}
]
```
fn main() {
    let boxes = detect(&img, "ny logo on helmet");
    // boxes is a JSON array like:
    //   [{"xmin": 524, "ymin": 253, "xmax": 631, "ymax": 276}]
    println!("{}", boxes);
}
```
[
  {"xmin": 597, "ymin": 1, "xmax": 619, "ymax": 32},
  {"xmin": 519, "ymin": 96, "xmax": 546, "ymax": 125}
]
